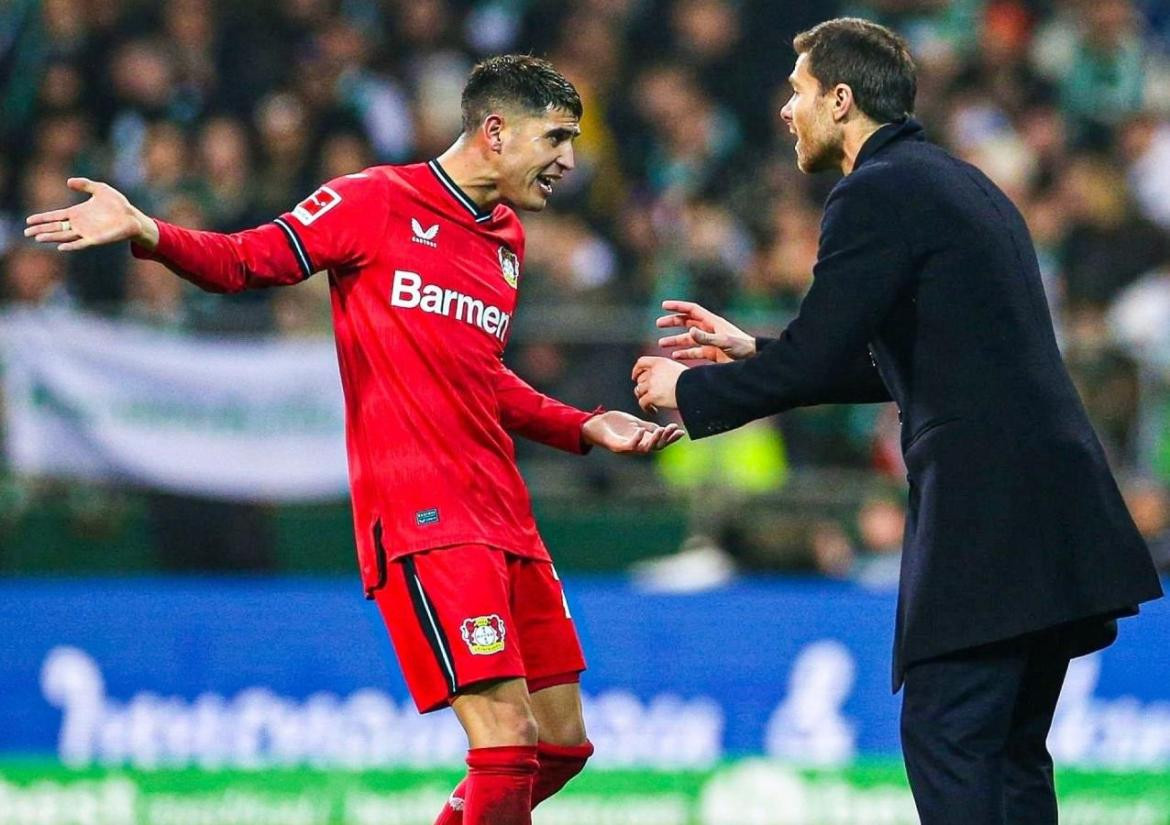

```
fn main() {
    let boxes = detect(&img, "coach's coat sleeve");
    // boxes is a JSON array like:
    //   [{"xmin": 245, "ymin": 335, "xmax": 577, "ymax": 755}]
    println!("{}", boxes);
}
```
[
  {"xmin": 755, "ymin": 336, "xmax": 890, "ymax": 405},
  {"xmin": 677, "ymin": 172, "xmax": 906, "ymax": 438},
  {"xmin": 493, "ymin": 364, "xmax": 599, "ymax": 454}
]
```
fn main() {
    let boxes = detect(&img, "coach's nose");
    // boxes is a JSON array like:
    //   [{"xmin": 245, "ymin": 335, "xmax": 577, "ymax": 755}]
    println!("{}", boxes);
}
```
[{"xmin": 780, "ymin": 96, "xmax": 795, "ymax": 127}]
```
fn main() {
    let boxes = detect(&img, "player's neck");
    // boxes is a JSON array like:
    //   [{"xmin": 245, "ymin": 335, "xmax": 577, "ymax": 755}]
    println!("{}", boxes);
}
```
[{"xmin": 434, "ymin": 139, "xmax": 501, "ymax": 212}]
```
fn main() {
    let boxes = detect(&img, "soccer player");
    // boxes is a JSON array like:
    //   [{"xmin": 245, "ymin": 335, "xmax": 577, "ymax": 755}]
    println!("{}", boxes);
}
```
[{"xmin": 26, "ymin": 55, "xmax": 682, "ymax": 825}]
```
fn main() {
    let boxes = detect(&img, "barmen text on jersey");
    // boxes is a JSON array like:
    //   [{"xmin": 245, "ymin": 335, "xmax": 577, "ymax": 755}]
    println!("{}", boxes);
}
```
[{"xmin": 390, "ymin": 269, "xmax": 512, "ymax": 342}]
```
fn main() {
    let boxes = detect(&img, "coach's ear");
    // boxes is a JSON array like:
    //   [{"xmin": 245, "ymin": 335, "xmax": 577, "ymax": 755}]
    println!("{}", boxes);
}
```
[
  {"xmin": 483, "ymin": 114, "xmax": 505, "ymax": 154},
  {"xmin": 831, "ymin": 82, "xmax": 855, "ymax": 123}
]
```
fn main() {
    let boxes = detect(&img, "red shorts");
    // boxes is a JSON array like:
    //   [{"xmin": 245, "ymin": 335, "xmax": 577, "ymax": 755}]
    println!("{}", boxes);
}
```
[{"xmin": 373, "ymin": 544, "xmax": 586, "ymax": 713}]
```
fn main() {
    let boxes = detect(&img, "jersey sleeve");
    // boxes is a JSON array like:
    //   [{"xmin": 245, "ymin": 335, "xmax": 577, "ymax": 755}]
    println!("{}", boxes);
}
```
[
  {"xmin": 493, "ymin": 363, "xmax": 600, "ymax": 454},
  {"xmin": 131, "ymin": 171, "xmax": 388, "ymax": 293}
]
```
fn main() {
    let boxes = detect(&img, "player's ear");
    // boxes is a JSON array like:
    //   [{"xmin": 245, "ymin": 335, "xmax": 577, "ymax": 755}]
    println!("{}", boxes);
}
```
[{"xmin": 483, "ymin": 114, "xmax": 505, "ymax": 154}]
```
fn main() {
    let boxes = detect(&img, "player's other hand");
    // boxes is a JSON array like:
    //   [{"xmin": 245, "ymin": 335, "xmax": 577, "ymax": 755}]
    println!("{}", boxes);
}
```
[
  {"xmin": 582, "ymin": 410, "xmax": 683, "ymax": 454},
  {"xmin": 656, "ymin": 299, "xmax": 755, "ymax": 363},
  {"xmin": 632, "ymin": 356, "xmax": 687, "ymax": 412},
  {"xmin": 25, "ymin": 177, "xmax": 159, "ymax": 252}
]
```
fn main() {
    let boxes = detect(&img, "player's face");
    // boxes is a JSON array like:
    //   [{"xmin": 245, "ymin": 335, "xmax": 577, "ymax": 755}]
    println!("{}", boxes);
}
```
[
  {"xmin": 496, "ymin": 107, "xmax": 580, "ymax": 211},
  {"xmin": 780, "ymin": 53, "xmax": 842, "ymax": 174}
]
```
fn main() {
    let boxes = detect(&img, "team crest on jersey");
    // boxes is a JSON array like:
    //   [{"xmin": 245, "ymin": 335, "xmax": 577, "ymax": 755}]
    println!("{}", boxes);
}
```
[
  {"xmin": 498, "ymin": 246, "xmax": 520, "ymax": 289},
  {"xmin": 461, "ymin": 614, "xmax": 506, "ymax": 655}
]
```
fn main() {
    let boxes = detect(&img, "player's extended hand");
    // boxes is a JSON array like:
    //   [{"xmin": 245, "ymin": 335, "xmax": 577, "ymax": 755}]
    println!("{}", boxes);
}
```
[
  {"xmin": 632, "ymin": 356, "xmax": 688, "ymax": 412},
  {"xmin": 656, "ymin": 299, "xmax": 755, "ymax": 363},
  {"xmin": 582, "ymin": 410, "xmax": 683, "ymax": 453},
  {"xmin": 25, "ymin": 177, "xmax": 159, "ymax": 252}
]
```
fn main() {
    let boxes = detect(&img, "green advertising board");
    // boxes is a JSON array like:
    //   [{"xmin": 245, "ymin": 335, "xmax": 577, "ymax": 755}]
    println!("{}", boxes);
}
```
[{"xmin": 2, "ymin": 759, "xmax": 1167, "ymax": 825}]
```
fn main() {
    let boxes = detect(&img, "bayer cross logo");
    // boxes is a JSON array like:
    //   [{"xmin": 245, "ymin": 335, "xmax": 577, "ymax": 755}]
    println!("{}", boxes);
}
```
[
  {"xmin": 498, "ymin": 246, "xmax": 519, "ymax": 288},
  {"xmin": 411, "ymin": 218, "xmax": 439, "ymax": 248},
  {"xmin": 460, "ymin": 614, "xmax": 506, "ymax": 655}
]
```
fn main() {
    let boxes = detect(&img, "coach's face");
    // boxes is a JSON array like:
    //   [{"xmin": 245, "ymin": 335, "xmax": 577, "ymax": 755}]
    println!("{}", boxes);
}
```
[
  {"xmin": 780, "ymin": 53, "xmax": 843, "ymax": 174},
  {"xmin": 493, "ymin": 107, "xmax": 579, "ymax": 211}
]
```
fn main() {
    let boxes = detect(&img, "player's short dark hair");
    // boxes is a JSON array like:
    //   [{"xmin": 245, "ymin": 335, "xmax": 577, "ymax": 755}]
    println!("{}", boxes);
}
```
[
  {"xmin": 793, "ymin": 18, "xmax": 916, "ymax": 124},
  {"xmin": 461, "ymin": 55, "xmax": 582, "ymax": 132}
]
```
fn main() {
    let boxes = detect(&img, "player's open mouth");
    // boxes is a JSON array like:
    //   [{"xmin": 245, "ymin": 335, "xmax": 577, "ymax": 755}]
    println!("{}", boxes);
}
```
[{"xmin": 536, "ymin": 174, "xmax": 556, "ymax": 196}]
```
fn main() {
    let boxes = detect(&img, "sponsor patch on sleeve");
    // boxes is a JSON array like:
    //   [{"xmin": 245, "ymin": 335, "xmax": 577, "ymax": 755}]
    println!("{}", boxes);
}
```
[{"xmin": 292, "ymin": 185, "xmax": 342, "ymax": 226}]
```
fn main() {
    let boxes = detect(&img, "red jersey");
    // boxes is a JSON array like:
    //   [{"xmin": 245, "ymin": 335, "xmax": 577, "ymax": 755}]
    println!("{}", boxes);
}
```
[{"xmin": 133, "ymin": 161, "xmax": 598, "ymax": 595}]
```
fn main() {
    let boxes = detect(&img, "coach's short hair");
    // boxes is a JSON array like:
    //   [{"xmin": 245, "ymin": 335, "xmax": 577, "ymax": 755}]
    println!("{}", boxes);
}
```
[
  {"xmin": 793, "ymin": 18, "xmax": 916, "ymax": 124},
  {"xmin": 461, "ymin": 55, "xmax": 582, "ymax": 132}
]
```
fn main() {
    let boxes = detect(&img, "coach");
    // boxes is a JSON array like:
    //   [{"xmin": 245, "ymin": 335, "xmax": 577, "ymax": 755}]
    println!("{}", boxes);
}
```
[{"xmin": 632, "ymin": 17, "xmax": 1163, "ymax": 825}]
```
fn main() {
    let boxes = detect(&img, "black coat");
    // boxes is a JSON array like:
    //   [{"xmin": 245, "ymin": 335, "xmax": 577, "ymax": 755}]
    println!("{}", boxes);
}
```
[{"xmin": 676, "ymin": 118, "xmax": 1163, "ymax": 689}]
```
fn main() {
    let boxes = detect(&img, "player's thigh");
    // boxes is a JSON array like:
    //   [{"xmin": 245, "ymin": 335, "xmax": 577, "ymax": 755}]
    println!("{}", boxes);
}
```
[{"xmin": 373, "ymin": 544, "xmax": 526, "ymax": 714}]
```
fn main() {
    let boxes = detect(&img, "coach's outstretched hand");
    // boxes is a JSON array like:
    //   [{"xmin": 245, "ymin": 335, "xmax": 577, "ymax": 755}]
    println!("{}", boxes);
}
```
[
  {"xmin": 632, "ymin": 357, "xmax": 687, "ymax": 412},
  {"xmin": 582, "ymin": 411, "xmax": 683, "ymax": 453},
  {"xmin": 25, "ymin": 177, "xmax": 159, "ymax": 252},
  {"xmin": 656, "ymin": 300, "xmax": 755, "ymax": 363}
]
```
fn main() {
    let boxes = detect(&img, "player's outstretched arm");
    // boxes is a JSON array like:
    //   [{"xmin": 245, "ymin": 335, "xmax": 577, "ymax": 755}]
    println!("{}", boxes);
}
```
[
  {"xmin": 25, "ymin": 178, "xmax": 159, "ymax": 252},
  {"xmin": 26, "ymin": 174, "xmax": 375, "ymax": 294},
  {"xmin": 493, "ymin": 365, "xmax": 681, "ymax": 454},
  {"xmin": 656, "ymin": 300, "xmax": 756, "ymax": 363},
  {"xmin": 582, "ymin": 411, "xmax": 683, "ymax": 453}
]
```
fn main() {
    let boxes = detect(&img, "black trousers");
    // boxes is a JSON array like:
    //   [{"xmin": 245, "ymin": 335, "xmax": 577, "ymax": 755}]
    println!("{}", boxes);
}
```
[{"xmin": 900, "ymin": 628, "xmax": 1075, "ymax": 825}]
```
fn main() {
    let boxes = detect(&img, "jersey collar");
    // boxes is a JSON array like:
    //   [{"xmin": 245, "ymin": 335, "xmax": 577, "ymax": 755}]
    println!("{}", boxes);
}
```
[{"xmin": 427, "ymin": 160, "xmax": 494, "ymax": 224}]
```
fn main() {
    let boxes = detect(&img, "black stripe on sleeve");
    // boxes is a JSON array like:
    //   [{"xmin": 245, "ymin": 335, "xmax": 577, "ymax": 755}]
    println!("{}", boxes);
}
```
[
  {"xmin": 401, "ymin": 556, "xmax": 459, "ymax": 694},
  {"xmin": 272, "ymin": 217, "xmax": 314, "ymax": 280}
]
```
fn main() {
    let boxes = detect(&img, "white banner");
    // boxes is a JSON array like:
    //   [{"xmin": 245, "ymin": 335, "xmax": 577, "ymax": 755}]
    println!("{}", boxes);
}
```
[{"xmin": 0, "ymin": 309, "xmax": 349, "ymax": 501}]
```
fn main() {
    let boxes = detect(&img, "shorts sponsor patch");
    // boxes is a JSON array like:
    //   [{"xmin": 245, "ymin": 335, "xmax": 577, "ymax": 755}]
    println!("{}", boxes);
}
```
[
  {"xmin": 461, "ymin": 614, "xmax": 506, "ymax": 655},
  {"xmin": 416, "ymin": 507, "xmax": 440, "ymax": 526}
]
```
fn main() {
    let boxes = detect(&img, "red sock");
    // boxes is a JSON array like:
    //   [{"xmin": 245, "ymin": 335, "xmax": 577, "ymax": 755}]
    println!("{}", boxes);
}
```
[
  {"xmin": 433, "ymin": 776, "xmax": 469, "ymax": 825},
  {"xmin": 532, "ymin": 740, "xmax": 594, "ymax": 808},
  {"xmin": 461, "ymin": 745, "xmax": 538, "ymax": 825},
  {"xmin": 433, "ymin": 740, "xmax": 593, "ymax": 824}
]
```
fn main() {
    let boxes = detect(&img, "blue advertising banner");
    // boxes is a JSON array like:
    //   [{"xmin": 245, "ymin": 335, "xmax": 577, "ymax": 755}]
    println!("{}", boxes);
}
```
[{"xmin": 1, "ymin": 577, "xmax": 1167, "ymax": 772}]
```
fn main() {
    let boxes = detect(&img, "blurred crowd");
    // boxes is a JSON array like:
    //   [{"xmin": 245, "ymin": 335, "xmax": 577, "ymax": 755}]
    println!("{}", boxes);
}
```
[{"xmin": 3, "ymin": 0, "xmax": 1170, "ymax": 576}]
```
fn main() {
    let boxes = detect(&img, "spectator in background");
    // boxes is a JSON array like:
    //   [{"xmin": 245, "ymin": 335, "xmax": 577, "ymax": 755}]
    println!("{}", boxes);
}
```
[
  {"xmin": 811, "ymin": 494, "xmax": 906, "ymax": 588},
  {"xmin": 161, "ymin": 0, "xmax": 220, "ymax": 120},
  {"xmin": 1119, "ymin": 112, "xmax": 1170, "ymax": 230},
  {"xmin": 1032, "ymin": 0, "xmax": 1170, "ymax": 137},
  {"xmin": 251, "ymin": 91, "xmax": 315, "ymax": 218},
  {"xmin": 106, "ymin": 39, "xmax": 182, "ymax": 191},
  {"xmin": 1123, "ymin": 478, "xmax": 1170, "ymax": 571},
  {"xmin": 1059, "ymin": 152, "xmax": 1169, "ymax": 311},
  {"xmin": 2, "ymin": 245, "xmax": 71, "ymax": 307},
  {"xmin": 631, "ymin": 62, "xmax": 742, "ymax": 199},
  {"xmin": 123, "ymin": 256, "xmax": 186, "ymax": 328},
  {"xmin": 197, "ymin": 116, "xmax": 262, "ymax": 231}
]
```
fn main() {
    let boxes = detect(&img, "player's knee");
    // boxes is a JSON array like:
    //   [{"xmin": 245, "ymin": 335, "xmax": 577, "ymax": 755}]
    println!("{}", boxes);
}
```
[
  {"xmin": 536, "ymin": 713, "xmax": 587, "ymax": 747},
  {"xmin": 507, "ymin": 708, "xmax": 541, "ymax": 746},
  {"xmin": 454, "ymin": 686, "xmax": 539, "ymax": 747},
  {"xmin": 478, "ymin": 702, "xmax": 539, "ymax": 746}
]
